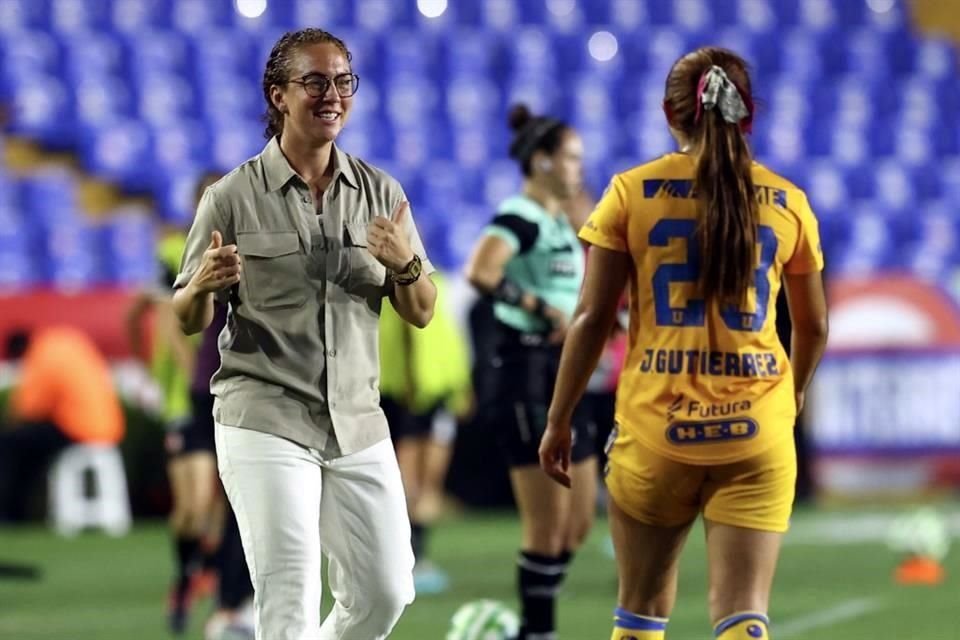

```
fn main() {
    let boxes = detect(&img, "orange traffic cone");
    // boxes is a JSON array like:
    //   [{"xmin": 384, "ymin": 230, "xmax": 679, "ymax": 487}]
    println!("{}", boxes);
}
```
[{"xmin": 894, "ymin": 555, "xmax": 946, "ymax": 586}]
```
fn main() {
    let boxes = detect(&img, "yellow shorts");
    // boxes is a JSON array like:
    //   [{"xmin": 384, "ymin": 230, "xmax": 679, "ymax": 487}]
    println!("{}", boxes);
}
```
[{"xmin": 604, "ymin": 425, "xmax": 797, "ymax": 533}]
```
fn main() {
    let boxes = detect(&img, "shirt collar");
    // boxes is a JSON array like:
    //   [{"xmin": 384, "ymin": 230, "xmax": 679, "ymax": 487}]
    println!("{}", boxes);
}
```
[{"xmin": 262, "ymin": 136, "xmax": 359, "ymax": 193}]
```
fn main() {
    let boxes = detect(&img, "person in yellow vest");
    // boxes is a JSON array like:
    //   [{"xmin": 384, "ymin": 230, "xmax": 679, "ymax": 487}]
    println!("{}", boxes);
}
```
[
  {"xmin": 126, "ymin": 172, "xmax": 229, "ymax": 635},
  {"xmin": 379, "ymin": 271, "xmax": 471, "ymax": 594}
]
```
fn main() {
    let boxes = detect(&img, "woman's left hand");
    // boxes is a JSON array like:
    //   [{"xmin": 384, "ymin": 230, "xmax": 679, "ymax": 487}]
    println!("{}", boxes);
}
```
[
  {"xmin": 367, "ymin": 201, "xmax": 415, "ymax": 272},
  {"xmin": 539, "ymin": 421, "xmax": 573, "ymax": 488}
]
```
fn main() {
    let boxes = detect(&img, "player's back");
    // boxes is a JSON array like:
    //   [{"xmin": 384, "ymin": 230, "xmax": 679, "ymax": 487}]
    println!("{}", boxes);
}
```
[{"xmin": 580, "ymin": 153, "xmax": 823, "ymax": 464}]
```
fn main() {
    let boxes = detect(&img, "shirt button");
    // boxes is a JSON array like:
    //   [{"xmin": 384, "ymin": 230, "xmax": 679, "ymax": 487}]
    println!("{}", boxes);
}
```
[
  {"xmin": 301, "ymin": 196, "xmax": 310, "ymax": 204},
  {"xmin": 328, "ymin": 349, "xmax": 337, "ymax": 357}
]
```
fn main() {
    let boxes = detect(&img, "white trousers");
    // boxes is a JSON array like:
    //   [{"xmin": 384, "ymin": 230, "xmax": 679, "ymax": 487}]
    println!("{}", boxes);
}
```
[{"xmin": 215, "ymin": 425, "xmax": 415, "ymax": 640}]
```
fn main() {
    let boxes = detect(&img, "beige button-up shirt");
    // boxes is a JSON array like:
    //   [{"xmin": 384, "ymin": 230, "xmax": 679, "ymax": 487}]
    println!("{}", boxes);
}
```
[{"xmin": 174, "ymin": 137, "xmax": 434, "ymax": 457}]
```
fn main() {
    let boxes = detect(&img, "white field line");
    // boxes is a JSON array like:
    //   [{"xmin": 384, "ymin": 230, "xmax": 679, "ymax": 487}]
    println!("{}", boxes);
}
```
[
  {"xmin": 775, "ymin": 597, "xmax": 884, "ymax": 638},
  {"xmin": 786, "ymin": 511, "xmax": 960, "ymax": 545}
]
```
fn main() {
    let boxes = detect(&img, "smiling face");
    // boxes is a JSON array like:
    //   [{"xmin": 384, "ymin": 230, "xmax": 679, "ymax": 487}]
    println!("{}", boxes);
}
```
[{"xmin": 269, "ymin": 42, "xmax": 354, "ymax": 147}]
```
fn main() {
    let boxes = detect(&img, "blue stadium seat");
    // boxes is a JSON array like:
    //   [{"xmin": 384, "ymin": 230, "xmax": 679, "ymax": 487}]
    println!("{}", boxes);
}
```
[
  {"xmin": 208, "ymin": 120, "xmax": 265, "ymax": 173},
  {"xmin": 6, "ymin": 74, "xmax": 75, "ymax": 148},
  {"xmin": 110, "ymin": 0, "xmax": 172, "ymax": 33},
  {"xmin": 293, "ymin": 0, "xmax": 353, "ymax": 28},
  {"xmin": 170, "ymin": 0, "xmax": 232, "ymax": 34},
  {"xmin": 1, "ymin": 0, "xmax": 959, "ymax": 285},
  {"xmin": 193, "ymin": 29, "xmax": 259, "ymax": 81},
  {"xmin": 606, "ymin": 0, "xmax": 649, "ymax": 30},
  {"xmin": 0, "ymin": 30, "xmax": 62, "ymax": 78},
  {"xmin": 478, "ymin": 0, "xmax": 521, "ymax": 30},
  {"xmin": 151, "ymin": 120, "xmax": 212, "ymax": 171},
  {"xmin": 48, "ymin": 0, "xmax": 112, "ymax": 34},
  {"xmin": 78, "ymin": 119, "xmax": 155, "ymax": 192},
  {"xmin": 74, "ymin": 75, "xmax": 136, "ymax": 126},
  {"xmin": 445, "ymin": 74, "xmax": 501, "ymax": 129},
  {"xmin": 384, "ymin": 30, "xmax": 439, "ymax": 75},
  {"xmin": 451, "ymin": 124, "xmax": 505, "ymax": 171},
  {"xmin": 503, "ymin": 73, "xmax": 560, "ymax": 115},
  {"xmin": 63, "ymin": 32, "xmax": 127, "ymax": 82},
  {"xmin": 43, "ymin": 220, "xmax": 100, "ymax": 288},
  {"xmin": 198, "ymin": 72, "xmax": 263, "ymax": 121},
  {"xmin": 441, "ymin": 29, "xmax": 503, "ymax": 77},
  {"xmin": 483, "ymin": 159, "xmax": 522, "ymax": 208},
  {"xmin": 124, "ymin": 30, "xmax": 191, "ymax": 75},
  {"xmin": 152, "ymin": 165, "xmax": 205, "ymax": 225},
  {"xmin": 0, "ymin": 0, "xmax": 51, "ymax": 32},
  {"xmin": 99, "ymin": 209, "xmax": 159, "ymax": 285},
  {"xmin": 134, "ymin": 71, "xmax": 195, "ymax": 126}
]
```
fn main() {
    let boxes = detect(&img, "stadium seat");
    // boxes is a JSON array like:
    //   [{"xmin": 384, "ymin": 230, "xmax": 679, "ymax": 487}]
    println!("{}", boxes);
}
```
[{"xmin": 0, "ymin": 0, "xmax": 957, "ymax": 286}]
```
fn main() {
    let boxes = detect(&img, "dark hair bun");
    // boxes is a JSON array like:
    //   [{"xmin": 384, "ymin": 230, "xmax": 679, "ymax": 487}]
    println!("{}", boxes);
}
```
[{"xmin": 508, "ymin": 103, "xmax": 534, "ymax": 131}]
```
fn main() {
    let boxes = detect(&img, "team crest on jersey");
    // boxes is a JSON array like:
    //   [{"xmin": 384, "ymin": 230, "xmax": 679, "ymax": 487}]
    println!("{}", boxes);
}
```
[{"xmin": 665, "ymin": 418, "xmax": 758, "ymax": 444}]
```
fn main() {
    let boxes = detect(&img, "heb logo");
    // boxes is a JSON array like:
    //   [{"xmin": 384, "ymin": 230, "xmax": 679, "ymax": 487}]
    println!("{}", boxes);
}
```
[{"xmin": 666, "ymin": 419, "xmax": 759, "ymax": 444}]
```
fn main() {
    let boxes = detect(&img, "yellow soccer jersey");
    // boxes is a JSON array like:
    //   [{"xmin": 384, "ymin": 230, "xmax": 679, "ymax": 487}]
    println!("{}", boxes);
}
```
[{"xmin": 580, "ymin": 153, "xmax": 824, "ymax": 465}]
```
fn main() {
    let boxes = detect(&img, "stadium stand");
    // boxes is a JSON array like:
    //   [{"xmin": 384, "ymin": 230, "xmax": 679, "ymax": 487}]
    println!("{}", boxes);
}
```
[{"xmin": 0, "ymin": 0, "xmax": 957, "ymax": 288}]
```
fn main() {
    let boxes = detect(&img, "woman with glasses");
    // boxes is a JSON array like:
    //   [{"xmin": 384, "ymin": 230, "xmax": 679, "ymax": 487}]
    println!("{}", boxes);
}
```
[
  {"xmin": 464, "ymin": 104, "xmax": 598, "ymax": 640},
  {"xmin": 172, "ymin": 28, "xmax": 436, "ymax": 640}
]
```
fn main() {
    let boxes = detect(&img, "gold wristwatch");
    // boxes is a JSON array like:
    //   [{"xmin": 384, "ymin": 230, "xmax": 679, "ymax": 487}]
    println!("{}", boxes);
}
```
[{"xmin": 391, "ymin": 254, "xmax": 422, "ymax": 286}]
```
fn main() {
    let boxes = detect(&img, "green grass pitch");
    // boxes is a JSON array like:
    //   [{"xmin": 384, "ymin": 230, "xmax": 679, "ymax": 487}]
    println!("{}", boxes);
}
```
[{"xmin": 0, "ymin": 506, "xmax": 957, "ymax": 639}]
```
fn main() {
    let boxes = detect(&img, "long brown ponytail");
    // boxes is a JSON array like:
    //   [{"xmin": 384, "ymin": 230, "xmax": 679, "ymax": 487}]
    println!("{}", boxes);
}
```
[{"xmin": 664, "ymin": 48, "xmax": 757, "ymax": 306}]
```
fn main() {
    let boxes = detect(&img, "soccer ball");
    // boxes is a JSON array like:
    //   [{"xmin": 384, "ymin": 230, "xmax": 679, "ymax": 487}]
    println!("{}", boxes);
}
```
[
  {"xmin": 887, "ymin": 507, "xmax": 951, "ymax": 561},
  {"xmin": 446, "ymin": 599, "xmax": 520, "ymax": 640}
]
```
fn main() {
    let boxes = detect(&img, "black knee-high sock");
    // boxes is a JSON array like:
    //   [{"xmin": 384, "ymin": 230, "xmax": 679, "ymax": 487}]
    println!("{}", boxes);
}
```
[
  {"xmin": 517, "ymin": 551, "xmax": 572, "ymax": 639},
  {"xmin": 174, "ymin": 536, "xmax": 201, "ymax": 588},
  {"xmin": 411, "ymin": 522, "xmax": 428, "ymax": 563},
  {"xmin": 218, "ymin": 510, "xmax": 253, "ymax": 609}
]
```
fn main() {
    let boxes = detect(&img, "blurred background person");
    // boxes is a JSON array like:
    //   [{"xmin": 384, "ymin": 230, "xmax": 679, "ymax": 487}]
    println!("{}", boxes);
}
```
[
  {"xmin": 0, "ymin": 327, "xmax": 124, "ymax": 522},
  {"xmin": 127, "ymin": 172, "xmax": 220, "ymax": 635},
  {"xmin": 379, "ymin": 270, "xmax": 473, "ymax": 595},
  {"xmin": 465, "ymin": 104, "xmax": 597, "ymax": 640}
]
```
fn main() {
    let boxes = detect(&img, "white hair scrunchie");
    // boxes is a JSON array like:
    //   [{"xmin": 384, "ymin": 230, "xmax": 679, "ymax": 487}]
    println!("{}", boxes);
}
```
[{"xmin": 696, "ymin": 65, "xmax": 750, "ymax": 126}]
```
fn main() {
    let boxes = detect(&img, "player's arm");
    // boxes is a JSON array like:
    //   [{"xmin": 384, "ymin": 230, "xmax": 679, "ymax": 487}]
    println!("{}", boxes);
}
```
[
  {"xmin": 125, "ymin": 291, "xmax": 155, "ymax": 361},
  {"xmin": 172, "ymin": 190, "xmax": 239, "ymax": 335},
  {"xmin": 464, "ymin": 216, "xmax": 555, "ymax": 323},
  {"xmin": 783, "ymin": 271, "xmax": 828, "ymax": 413},
  {"xmin": 541, "ymin": 246, "xmax": 630, "ymax": 486}
]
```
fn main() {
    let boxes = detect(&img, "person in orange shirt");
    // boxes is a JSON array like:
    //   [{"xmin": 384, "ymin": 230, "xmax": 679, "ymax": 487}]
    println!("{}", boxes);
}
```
[{"xmin": 0, "ymin": 326, "xmax": 124, "ymax": 522}]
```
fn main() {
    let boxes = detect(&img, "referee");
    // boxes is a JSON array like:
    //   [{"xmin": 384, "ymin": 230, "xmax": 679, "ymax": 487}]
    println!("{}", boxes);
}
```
[{"xmin": 465, "ymin": 104, "xmax": 597, "ymax": 640}]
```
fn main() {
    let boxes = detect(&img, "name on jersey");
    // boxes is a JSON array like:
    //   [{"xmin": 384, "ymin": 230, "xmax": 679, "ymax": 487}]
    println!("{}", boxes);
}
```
[
  {"xmin": 639, "ymin": 349, "xmax": 780, "ymax": 378},
  {"xmin": 643, "ymin": 180, "xmax": 786, "ymax": 207},
  {"xmin": 666, "ymin": 418, "xmax": 758, "ymax": 444}
]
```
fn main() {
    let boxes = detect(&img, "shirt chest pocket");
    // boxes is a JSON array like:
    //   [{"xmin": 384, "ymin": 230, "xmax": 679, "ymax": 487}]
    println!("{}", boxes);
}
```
[
  {"xmin": 238, "ymin": 231, "xmax": 307, "ymax": 311},
  {"xmin": 343, "ymin": 222, "xmax": 387, "ymax": 296}
]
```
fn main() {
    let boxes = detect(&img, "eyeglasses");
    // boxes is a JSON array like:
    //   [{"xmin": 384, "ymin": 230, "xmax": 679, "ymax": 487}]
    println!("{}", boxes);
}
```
[{"xmin": 288, "ymin": 73, "xmax": 360, "ymax": 98}]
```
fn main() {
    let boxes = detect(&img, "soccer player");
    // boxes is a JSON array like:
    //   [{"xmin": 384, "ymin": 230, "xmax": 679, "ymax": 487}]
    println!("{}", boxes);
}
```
[
  {"xmin": 465, "ymin": 104, "xmax": 598, "ymax": 640},
  {"xmin": 127, "ymin": 172, "xmax": 230, "ymax": 634},
  {"xmin": 539, "ymin": 48, "xmax": 829, "ymax": 640}
]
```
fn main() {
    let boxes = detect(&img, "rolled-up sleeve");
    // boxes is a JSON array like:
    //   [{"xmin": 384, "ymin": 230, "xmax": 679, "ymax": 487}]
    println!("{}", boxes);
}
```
[{"xmin": 174, "ymin": 187, "xmax": 232, "ymax": 301}]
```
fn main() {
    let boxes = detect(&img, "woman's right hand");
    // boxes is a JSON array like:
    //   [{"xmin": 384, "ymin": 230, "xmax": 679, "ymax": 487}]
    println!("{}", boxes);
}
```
[{"xmin": 191, "ymin": 231, "xmax": 241, "ymax": 293}]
